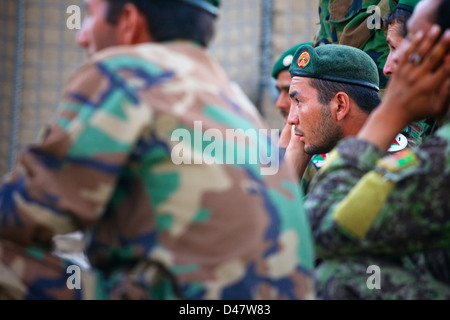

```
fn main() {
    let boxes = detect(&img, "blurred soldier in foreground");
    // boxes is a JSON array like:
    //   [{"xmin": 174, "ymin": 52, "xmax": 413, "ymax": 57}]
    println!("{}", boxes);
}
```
[{"xmin": 0, "ymin": 0, "xmax": 315, "ymax": 299}]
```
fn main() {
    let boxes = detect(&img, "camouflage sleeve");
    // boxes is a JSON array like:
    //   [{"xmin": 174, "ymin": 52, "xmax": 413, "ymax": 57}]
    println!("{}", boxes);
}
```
[
  {"xmin": 313, "ymin": 0, "xmax": 397, "ymax": 90},
  {"xmin": 0, "ymin": 56, "xmax": 151, "ymax": 246},
  {"xmin": 305, "ymin": 128, "xmax": 450, "ymax": 259},
  {"xmin": 300, "ymin": 161, "xmax": 319, "ymax": 197}
]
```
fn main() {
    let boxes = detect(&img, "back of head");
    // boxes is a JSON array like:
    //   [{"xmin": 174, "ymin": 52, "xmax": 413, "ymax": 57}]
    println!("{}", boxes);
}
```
[
  {"xmin": 106, "ymin": 0, "xmax": 221, "ymax": 47},
  {"xmin": 289, "ymin": 44, "xmax": 381, "ymax": 113}
]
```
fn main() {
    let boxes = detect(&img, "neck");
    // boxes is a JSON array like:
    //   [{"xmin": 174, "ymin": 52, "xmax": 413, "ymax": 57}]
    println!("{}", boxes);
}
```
[{"xmin": 342, "ymin": 110, "xmax": 370, "ymax": 138}]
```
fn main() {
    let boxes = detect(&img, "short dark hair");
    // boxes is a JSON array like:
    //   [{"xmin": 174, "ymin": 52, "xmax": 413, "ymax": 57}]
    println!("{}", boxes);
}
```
[
  {"xmin": 105, "ymin": 0, "xmax": 217, "ymax": 47},
  {"xmin": 309, "ymin": 78, "xmax": 381, "ymax": 113},
  {"xmin": 383, "ymin": 8, "xmax": 413, "ymax": 37}
]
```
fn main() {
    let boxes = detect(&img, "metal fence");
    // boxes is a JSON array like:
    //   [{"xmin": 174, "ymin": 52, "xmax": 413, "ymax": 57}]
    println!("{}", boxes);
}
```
[{"xmin": 0, "ymin": 0, "xmax": 318, "ymax": 176}]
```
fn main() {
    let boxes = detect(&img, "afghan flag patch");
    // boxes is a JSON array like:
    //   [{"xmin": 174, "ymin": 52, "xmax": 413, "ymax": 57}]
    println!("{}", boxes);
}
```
[{"xmin": 312, "ymin": 153, "xmax": 328, "ymax": 169}]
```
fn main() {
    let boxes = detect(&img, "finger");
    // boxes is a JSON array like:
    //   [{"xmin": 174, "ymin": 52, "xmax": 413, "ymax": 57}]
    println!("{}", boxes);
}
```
[
  {"xmin": 445, "ymin": 54, "xmax": 450, "ymax": 75},
  {"xmin": 278, "ymin": 124, "xmax": 292, "ymax": 149},
  {"xmin": 414, "ymin": 25, "xmax": 442, "ymax": 64},
  {"xmin": 420, "ymin": 29, "xmax": 450, "ymax": 73},
  {"xmin": 398, "ymin": 30, "xmax": 424, "ymax": 68},
  {"xmin": 423, "ymin": 65, "xmax": 450, "ymax": 99}
]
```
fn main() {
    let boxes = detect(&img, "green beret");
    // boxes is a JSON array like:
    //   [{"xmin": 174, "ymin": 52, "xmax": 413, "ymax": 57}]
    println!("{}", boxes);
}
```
[
  {"xmin": 177, "ymin": 0, "xmax": 221, "ymax": 15},
  {"xmin": 289, "ymin": 44, "xmax": 380, "ymax": 91},
  {"xmin": 397, "ymin": 0, "xmax": 422, "ymax": 12},
  {"xmin": 272, "ymin": 42, "xmax": 312, "ymax": 79},
  {"xmin": 178, "ymin": 0, "xmax": 220, "ymax": 16}
]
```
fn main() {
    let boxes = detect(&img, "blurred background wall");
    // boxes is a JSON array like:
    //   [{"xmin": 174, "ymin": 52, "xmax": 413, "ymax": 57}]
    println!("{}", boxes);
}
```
[{"xmin": 0, "ymin": 0, "xmax": 318, "ymax": 176}]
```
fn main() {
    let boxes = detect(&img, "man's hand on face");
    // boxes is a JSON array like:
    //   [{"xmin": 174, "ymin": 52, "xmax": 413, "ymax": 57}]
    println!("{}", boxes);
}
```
[
  {"xmin": 357, "ymin": 25, "xmax": 450, "ymax": 152},
  {"xmin": 382, "ymin": 25, "xmax": 450, "ymax": 124},
  {"xmin": 284, "ymin": 125, "xmax": 312, "ymax": 181}
]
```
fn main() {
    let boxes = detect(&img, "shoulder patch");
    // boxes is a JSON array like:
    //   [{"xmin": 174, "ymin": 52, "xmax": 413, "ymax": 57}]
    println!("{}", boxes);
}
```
[
  {"xmin": 311, "ymin": 153, "xmax": 328, "ymax": 170},
  {"xmin": 387, "ymin": 133, "xmax": 408, "ymax": 153},
  {"xmin": 377, "ymin": 148, "xmax": 419, "ymax": 173}
]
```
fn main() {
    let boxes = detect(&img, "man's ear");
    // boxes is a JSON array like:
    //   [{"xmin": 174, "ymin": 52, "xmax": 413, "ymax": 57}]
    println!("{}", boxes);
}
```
[
  {"xmin": 333, "ymin": 92, "xmax": 350, "ymax": 121},
  {"xmin": 115, "ymin": 3, "xmax": 151, "ymax": 45}
]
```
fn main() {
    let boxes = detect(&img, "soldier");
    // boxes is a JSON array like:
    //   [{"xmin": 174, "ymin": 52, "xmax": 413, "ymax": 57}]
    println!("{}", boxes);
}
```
[
  {"xmin": 284, "ymin": 43, "xmax": 381, "ymax": 195},
  {"xmin": 0, "ymin": 0, "xmax": 315, "ymax": 299},
  {"xmin": 383, "ymin": 0, "xmax": 438, "ymax": 149},
  {"xmin": 305, "ymin": 0, "xmax": 450, "ymax": 299},
  {"xmin": 382, "ymin": 0, "xmax": 450, "ymax": 293}
]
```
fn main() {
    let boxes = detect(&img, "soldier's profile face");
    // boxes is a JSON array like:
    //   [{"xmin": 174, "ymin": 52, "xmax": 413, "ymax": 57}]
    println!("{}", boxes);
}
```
[
  {"xmin": 288, "ymin": 77, "xmax": 342, "ymax": 155},
  {"xmin": 383, "ymin": 21, "xmax": 405, "ymax": 77},
  {"xmin": 77, "ymin": 0, "xmax": 119, "ymax": 56}
]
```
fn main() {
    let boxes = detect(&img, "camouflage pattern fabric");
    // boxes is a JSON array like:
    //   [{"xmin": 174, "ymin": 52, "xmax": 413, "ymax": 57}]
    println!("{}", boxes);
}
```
[
  {"xmin": 300, "ymin": 117, "xmax": 433, "ymax": 197},
  {"xmin": 315, "ymin": 256, "xmax": 450, "ymax": 299},
  {"xmin": 399, "ymin": 119, "xmax": 436, "ymax": 149},
  {"xmin": 313, "ymin": 0, "xmax": 399, "ymax": 90},
  {"xmin": 304, "ymin": 111, "xmax": 450, "ymax": 299},
  {"xmin": 300, "ymin": 154, "xmax": 328, "ymax": 197},
  {"xmin": 0, "ymin": 42, "xmax": 315, "ymax": 300}
]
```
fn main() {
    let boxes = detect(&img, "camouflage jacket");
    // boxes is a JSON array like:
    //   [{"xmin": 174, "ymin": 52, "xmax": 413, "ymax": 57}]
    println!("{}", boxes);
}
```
[
  {"xmin": 305, "ymin": 111, "xmax": 450, "ymax": 284},
  {"xmin": 300, "ymin": 118, "xmax": 435, "ymax": 196},
  {"xmin": 313, "ymin": 0, "xmax": 400, "ymax": 90},
  {"xmin": 0, "ymin": 42, "xmax": 315, "ymax": 299}
]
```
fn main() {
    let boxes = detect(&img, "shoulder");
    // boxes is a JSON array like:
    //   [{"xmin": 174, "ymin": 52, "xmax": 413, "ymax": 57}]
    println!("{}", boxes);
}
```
[
  {"xmin": 377, "ymin": 149, "xmax": 420, "ymax": 174},
  {"xmin": 64, "ymin": 44, "xmax": 183, "ymax": 94}
]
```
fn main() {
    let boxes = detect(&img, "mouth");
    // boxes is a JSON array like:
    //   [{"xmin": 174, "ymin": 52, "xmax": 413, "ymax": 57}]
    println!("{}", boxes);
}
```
[{"xmin": 293, "ymin": 125, "xmax": 305, "ymax": 139}]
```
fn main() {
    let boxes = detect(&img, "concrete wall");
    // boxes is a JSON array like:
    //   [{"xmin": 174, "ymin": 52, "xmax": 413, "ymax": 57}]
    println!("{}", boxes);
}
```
[
  {"xmin": 263, "ymin": 0, "xmax": 319, "ymax": 130},
  {"xmin": 0, "ymin": 0, "xmax": 19, "ymax": 176}
]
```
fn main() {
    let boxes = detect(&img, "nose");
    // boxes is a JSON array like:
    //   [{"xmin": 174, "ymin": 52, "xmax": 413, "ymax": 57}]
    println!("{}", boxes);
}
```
[
  {"xmin": 287, "ymin": 102, "xmax": 298, "ymax": 126},
  {"xmin": 383, "ymin": 53, "xmax": 395, "ymax": 77},
  {"xmin": 76, "ymin": 20, "xmax": 90, "ymax": 48}
]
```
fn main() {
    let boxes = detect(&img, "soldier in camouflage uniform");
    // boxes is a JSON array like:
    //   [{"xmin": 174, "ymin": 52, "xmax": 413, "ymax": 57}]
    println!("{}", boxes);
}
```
[
  {"xmin": 383, "ymin": 0, "xmax": 437, "ymax": 148},
  {"xmin": 305, "ymin": 0, "xmax": 450, "ymax": 299},
  {"xmin": 0, "ymin": 0, "xmax": 316, "ymax": 299},
  {"xmin": 381, "ymin": 0, "xmax": 450, "ymax": 296},
  {"xmin": 284, "ymin": 43, "xmax": 382, "ymax": 196}
]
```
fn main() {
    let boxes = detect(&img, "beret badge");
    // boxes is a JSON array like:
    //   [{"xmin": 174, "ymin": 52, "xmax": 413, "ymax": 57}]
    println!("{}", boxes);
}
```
[
  {"xmin": 283, "ymin": 55, "xmax": 294, "ymax": 67},
  {"xmin": 297, "ymin": 51, "xmax": 310, "ymax": 69}
]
